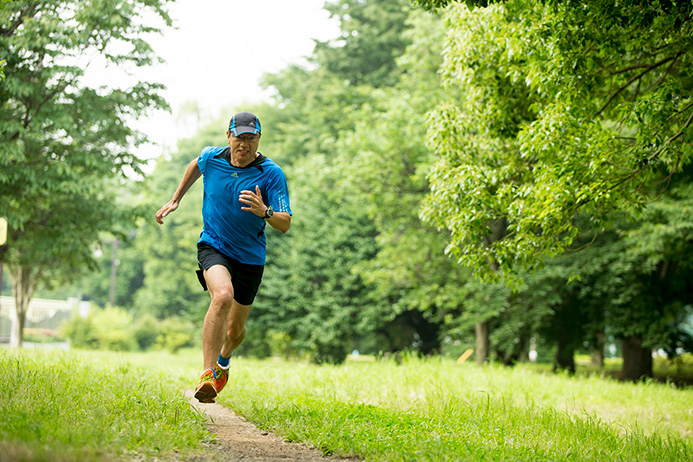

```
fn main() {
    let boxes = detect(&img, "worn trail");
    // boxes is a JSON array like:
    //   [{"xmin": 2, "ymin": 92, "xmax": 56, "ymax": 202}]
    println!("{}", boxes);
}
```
[{"xmin": 184, "ymin": 391, "xmax": 355, "ymax": 461}]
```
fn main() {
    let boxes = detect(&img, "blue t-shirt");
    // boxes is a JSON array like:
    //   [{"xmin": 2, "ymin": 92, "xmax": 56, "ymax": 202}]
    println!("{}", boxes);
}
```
[{"xmin": 197, "ymin": 146, "xmax": 292, "ymax": 265}]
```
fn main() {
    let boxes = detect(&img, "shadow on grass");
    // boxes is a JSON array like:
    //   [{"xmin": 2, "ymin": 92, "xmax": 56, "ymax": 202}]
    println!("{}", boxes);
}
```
[{"xmin": 526, "ymin": 358, "xmax": 693, "ymax": 388}]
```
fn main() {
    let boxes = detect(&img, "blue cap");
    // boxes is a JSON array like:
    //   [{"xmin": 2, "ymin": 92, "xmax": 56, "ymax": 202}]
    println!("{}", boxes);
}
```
[{"xmin": 229, "ymin": 112, "xmax": 261, "ymax": 136}]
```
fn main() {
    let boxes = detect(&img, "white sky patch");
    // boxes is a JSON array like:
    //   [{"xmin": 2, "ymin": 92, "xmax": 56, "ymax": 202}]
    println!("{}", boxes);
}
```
[{"xmin": 82, "ymin": 0, "xmax": 339, "ymax": 168}]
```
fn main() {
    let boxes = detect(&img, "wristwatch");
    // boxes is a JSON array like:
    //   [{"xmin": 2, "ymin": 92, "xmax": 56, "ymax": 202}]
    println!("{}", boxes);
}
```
[{"xmin": 263, "ymin": 205, "xmax": 274, "ymax": 219}]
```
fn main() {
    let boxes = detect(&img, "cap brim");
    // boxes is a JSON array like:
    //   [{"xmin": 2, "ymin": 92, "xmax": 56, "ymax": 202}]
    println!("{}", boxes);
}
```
[{"xmin": 231, "ymin": 126, "xmax": 261, "ymax": 136}]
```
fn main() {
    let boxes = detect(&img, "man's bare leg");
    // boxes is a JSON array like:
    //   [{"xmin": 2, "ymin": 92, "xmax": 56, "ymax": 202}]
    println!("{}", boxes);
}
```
[
  {"xmin": 202, "ymin": 265, "xmax": 235, "ymax": 371},
  {"xmin": 220, "ymin": 299, "xmax": 252, "ymax": 359},
  {"xmin": 202, "ymin": 265, "xmax": 253, "ymax": 369}
]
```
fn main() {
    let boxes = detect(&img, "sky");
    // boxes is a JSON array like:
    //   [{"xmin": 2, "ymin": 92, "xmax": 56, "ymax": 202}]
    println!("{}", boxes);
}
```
[{"xmin": 93, "ymin": 0, "xmax": 340, "ymax": 164}]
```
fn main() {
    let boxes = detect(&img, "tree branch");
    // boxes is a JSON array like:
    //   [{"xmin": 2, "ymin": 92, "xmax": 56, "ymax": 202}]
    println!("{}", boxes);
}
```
[
  {"xmin": 653, "ymin": 52, "xmax": 681, "ymax": 90},
  {"xmin": 668, "ymin": 101, "xmax": 693, "ymax": 120},
  {"xmin": 594, "ymin": 107, "xmax": 693, "ymax": 202},
  {"xmin": 646, "ymin": 109, "xmax": 693, "ymax": 163},
  {"xmin": 596, "ymin": 52, "xmax": 684, "ymax": 117},
  {"xmin": 0, "ymin": 3, "xmax": 38, "ymax": 37},
  {"xmin": 612, "ymin": 63, "xmax": 651, "ymax": 75},
  {"xmin": 11, "ymin": 74, "xmax": 75, "ymax": 140}
]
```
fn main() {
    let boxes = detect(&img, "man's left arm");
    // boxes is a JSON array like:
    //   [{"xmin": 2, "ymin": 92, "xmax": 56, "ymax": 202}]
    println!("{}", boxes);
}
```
[
  {"xmin": 264, "ymin": 211, "xmax": 291, "ymax": 234},
  {"xmin": 239, "ymin": 185, "xmax": 291, "ymax": 233}
]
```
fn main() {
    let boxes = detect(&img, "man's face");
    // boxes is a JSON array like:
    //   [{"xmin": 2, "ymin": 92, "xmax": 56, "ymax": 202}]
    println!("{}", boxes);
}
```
[{"xmin": 227, "ymin": 132, "xmax": 261, "ymax": 167}]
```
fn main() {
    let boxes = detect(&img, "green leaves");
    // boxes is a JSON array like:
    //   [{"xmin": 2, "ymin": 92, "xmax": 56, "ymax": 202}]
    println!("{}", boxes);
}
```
[
  {"xmin": 422, "ymin": 0, "xmax": 693, "ymax": 280},
  {"xmin": 0, "ymin": 0, "xmax": 174, "ymax": 336},
  {"xmin": 412, "ymin": 0, "xmax": 489, "ymax": 12},
  {"xmin": 317, "ymin": 0, "xmax": 414, "ymax": 88}
]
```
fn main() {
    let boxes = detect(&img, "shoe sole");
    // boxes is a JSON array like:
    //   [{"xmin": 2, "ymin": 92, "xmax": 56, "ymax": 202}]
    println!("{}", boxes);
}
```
[{"xmin": 194, "ymin": 381, "xmax": 217, "ymax": 403}]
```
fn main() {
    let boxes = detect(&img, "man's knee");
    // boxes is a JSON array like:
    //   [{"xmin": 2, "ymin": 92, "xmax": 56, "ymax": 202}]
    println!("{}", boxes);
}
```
[{"xmin": 210, "ymin": 287, "xmax": 234, "ymax": 310}]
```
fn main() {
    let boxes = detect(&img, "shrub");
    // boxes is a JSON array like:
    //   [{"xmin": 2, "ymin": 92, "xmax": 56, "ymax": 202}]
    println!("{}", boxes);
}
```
[
  {"xmin": 60, "ymin": 315, "xmax": 98, "ymax": 349},
  {"xmin": 157, "ymin": 316, "xmax": 195, "ymax": 353},
  {"xmin": 133, "ymin": 313, "xmax": 161, "ymax": 350},
  {"xmin": 267, "ymin": 329, "xmax": 293, "ymax": 359},
  {"xmin": 60, "ymin": 306, "xmax": 137, "ymax": 351},
  {"xmin": 91, "ymin": 306, "xmax": 137, "ymax": 351}
]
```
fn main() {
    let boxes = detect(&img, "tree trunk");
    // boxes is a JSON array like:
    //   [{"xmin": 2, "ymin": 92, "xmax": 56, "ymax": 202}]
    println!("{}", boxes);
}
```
[
  {"xmin": 621, "ymin": 336, "xmax": 653, "ymax": 381},
  {"xmin": 475, "ymin": 321, "xmax": 490, "ymax": 364},
  {"xmin": 476, "ymin": 216, "xmax": 507, "ymax": 366},
  {"xmin": 0, "ymin": 258, "xmax": 3, "ymax": 322},
  {"xmin": 109, "ymin": 239, "xmax": 119, "ymax": 306},
  {"xmin": 554, "ymin": 338, "xmax": 576, "ymax": 373},
  {"xmin": 10, "ymin": 265, "xmax": 40, "ymax": 348},
  {"xmin": 0, "ymin": 246, "xmax": 6, "ymax": 337},
  {"xmin": 412, "ymin": 311, "xmax": 441, "ymax": 356},
  {"xmin": 591, "ymin": 331, "xmax": 605, "ymax": 368}
]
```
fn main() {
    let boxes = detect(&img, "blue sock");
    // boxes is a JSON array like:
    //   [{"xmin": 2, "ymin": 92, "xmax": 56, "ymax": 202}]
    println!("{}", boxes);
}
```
[{"xmin": 217, "ymin": 353, "xmax": 232, "ymax": 368}]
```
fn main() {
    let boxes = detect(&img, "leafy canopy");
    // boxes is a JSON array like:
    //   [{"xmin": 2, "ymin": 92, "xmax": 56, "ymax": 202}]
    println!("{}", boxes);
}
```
[
  {"xmin": 0, "ymin": 0, "xmax": 173, "ymax": 292},
  {"xmin": 421, "ymin": 0, "xmax": 693, "ymax": 280}
]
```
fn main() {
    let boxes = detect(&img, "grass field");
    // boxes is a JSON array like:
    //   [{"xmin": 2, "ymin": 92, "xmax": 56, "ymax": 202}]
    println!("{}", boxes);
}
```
[
  {"xmin": 1, "ymin": 348, "xmax": 692, "ymax": 461},
  {"xmin": 0, "ymin": 349, "xmax": 208, "ymax": 462},
  {"xmin": 218, "ymin": 355, "xmax": 693, "ymax": 461}
]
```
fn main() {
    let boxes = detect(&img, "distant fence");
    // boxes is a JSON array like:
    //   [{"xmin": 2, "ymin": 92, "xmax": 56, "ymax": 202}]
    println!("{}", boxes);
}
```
[{"xmin": 0, "ymin": 296, "xmax": 91, "ymax": 343}]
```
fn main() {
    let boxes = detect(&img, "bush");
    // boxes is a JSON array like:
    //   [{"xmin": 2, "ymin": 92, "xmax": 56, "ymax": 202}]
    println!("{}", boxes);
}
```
[
  {"xmin": 133, "ymin": 313, "xmax": 161, "ymax": 350},
  {"xmin": 92, "ymin": 306, "xmax": 137, "ymax": 351},
  {"xmin": 156, "ymin": 316, "xmax": 195, "ymax": 353},
  {"xmin": 267, "ymin": 329, "xmax": 294, "ymax": 359},
  {"xmin": 236, "ymin": 336, "xmax": 271, "ymax": 358},
  {"xmin": 60, "ymin": 315, "xmax": 98, "ymax": 349},
  {"xmin": 62, "ymin": 308, "xmax": 197, "ymax": 353},
  {"xmin": 313, "ymin": 339, "xmax": 349, "ymax": 365},
  {"xmin": 60, "ymin": 306, "xmax": 136, "ymax": 351}
]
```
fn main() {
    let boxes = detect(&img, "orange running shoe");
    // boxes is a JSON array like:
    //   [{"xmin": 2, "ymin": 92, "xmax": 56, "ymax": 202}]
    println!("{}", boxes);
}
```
[
  {"xmin": 194, "ymin": 369, "xmax": 217, "ymax": 403},
  {"xmin": 214, "ymin": 362, "xmax": 229, "ymax": 394}
]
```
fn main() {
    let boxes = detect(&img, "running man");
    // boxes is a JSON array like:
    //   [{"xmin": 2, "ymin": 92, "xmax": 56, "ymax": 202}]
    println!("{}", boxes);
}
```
[{"xmin": 155, "ymin": 111, "xmax": 292, "ymax": 403}]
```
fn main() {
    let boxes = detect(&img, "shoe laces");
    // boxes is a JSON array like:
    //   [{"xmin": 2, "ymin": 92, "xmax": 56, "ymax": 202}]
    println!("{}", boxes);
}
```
[{"xmin": 201, "ymin": 368, "xmax": 216, "ymax": 381}]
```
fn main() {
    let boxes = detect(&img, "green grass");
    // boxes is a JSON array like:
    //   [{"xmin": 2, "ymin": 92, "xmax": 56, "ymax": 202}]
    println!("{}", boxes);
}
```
[
  {"xmin": 217, "ymin": 355, "xmax": 693, "ymax": 461},
  {"xmin": 2, "ymin": 349, "xmax": 692, "ymax": 461},
  {"xmin": 0, "ymin": 348, "xmax": 208, "ymax": 462}
]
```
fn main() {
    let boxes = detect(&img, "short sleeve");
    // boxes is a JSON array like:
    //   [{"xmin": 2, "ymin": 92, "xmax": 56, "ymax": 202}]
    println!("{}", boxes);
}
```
[
  {"xmin": 197, "ymin": 146, "xmax": 214, "ymax": 175},
  {"xmin": 264, "ymin": 166, "xmax": 292, "ymax": 215}
]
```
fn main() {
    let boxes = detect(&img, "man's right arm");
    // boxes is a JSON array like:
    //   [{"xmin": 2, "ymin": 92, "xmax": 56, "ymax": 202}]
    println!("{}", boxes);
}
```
[{"xmin": 155, "ymin": 158, "xmax": 202, "ymax": 224}]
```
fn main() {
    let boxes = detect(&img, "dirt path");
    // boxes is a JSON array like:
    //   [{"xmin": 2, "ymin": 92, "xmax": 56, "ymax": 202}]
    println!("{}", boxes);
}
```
[{"xmin": 184, "ymin": 391, "xmax": 357, "ymax": 461}]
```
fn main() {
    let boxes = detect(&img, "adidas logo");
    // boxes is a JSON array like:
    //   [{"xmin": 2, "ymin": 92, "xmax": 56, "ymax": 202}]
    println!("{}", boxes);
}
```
[{"xmin": 230, "ymin": 172, "xmax": 238, "ymax": 178}]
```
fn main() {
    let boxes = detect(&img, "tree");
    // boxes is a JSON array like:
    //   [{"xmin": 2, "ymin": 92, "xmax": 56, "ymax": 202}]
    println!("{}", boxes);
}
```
[
  {"xmin": 316, "ymin": 0, "xmax": 413, "ymax": 88},
  {"xmin": 415, "ymin": 0, "xmax": 692, "ymax": 363},
  {"xmin": 412, "ymin": 0, "xmax": 487, "ymax": 10},
  {"xmin": 236, "ymin": 153, "xmax": 378, "ymax": 364},
  {"xmin": 516, "ymin": 177, "xmax": 693, "ymax": 380},
  {"xmin": 417, "ymin": 1, "xmax": 539, "ymax": 360},
  {"xmin": 608, "ymin": 173, "xmax": 693, "ymax": 380},
  {"xmin": 419, "ymin": 0, "xmax": 692, "ymax": 278},
  {"xmin": 521, "ymin": 224, "xmax": 617, "ymax": 372},
  {"xmin": 340, "ymin": 10, "xmax": 476, "ymax": 357},
  {"xmin": 0, "ymin": 0, "xmax": 173, "ymax": 346}
]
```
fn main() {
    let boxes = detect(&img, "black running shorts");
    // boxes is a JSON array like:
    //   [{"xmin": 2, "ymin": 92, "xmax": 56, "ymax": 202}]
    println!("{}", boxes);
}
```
[{"xmin": 196, "ymin": 243, "xmax": 264, "ymax": 306}]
